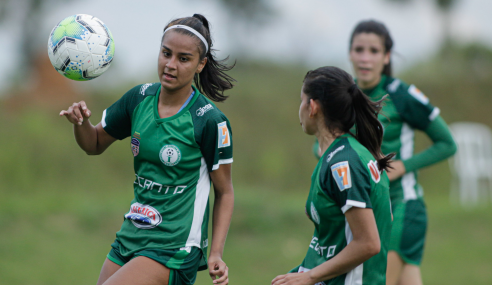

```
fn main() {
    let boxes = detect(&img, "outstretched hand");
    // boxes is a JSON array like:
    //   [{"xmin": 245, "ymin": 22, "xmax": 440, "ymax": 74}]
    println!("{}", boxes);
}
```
[
  {"xmin": 208, "ymin": 256, "xmax": 229, "ymax": 285},
  {"xmin": 60, "ymin": 101, "xmax": 91, "ymax": 125}
]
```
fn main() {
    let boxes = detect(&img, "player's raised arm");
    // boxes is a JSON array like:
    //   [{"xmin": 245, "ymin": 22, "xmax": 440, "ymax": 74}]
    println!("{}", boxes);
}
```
[{"xmin": 60, "ymin": 101, "xmax": 116, "ymax": 155}]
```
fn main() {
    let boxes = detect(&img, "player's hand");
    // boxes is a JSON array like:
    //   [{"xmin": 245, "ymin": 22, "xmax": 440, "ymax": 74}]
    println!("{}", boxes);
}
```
[
  {"xmin": 208, "ymin": 255, "xmax": 229, "ymax": 284},
  {"xmin": 271, "ymin": 272, "xmax": 314, "ymax": 285},
  {"xmin": 59, "ymin": 101, "xmax": 92, "ymax": 126},
  {"xmin": 387, "ymin": 160, "xmax": 406, "ymax": 181}
]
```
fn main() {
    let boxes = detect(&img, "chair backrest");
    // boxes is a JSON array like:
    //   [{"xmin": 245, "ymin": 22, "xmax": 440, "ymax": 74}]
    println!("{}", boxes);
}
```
[{"xmin": 449, "ymin": 122, "xmax": 492, "ymax": 178}]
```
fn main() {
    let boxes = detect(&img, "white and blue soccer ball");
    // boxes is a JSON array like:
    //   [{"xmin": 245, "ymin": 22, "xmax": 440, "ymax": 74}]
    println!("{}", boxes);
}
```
[{"xmin": 47, "ymin": 14, "xmax": 115, "ymax": 81}]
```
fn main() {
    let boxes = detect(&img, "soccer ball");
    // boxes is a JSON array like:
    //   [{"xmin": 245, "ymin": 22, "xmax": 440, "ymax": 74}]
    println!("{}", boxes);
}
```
[{"xmin": 47, "ymin": 14, "xmax": 115, "ymax": 81}]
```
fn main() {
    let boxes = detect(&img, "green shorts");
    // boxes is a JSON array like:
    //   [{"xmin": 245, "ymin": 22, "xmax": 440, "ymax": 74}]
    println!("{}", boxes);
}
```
[
  {"xmin": 389, "ymin": 199, "xmax": 428, "ymax": 265},
  {"xmin": 107, "ymin": 239, "xmax": 204, "ymax": 285}
]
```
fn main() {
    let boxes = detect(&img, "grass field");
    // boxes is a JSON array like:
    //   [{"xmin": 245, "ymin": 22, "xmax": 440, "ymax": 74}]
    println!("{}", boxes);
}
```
[{"xmin": 1, "ymin": 60, "xmax": 491, "ymax": 284}]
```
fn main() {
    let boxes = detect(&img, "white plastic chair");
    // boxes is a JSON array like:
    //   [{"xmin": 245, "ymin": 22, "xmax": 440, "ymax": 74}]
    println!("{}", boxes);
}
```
[{"xmin": 449, "ymin": 122, "xmax": 492, "ymax": 206}]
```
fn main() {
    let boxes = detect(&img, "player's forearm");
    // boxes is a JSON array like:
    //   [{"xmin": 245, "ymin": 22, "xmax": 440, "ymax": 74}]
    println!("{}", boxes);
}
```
[
  {"xmin": 403, "ymin": 116, "xmax": 457, "ymax": 172},
  {"xmin": 209, "ymin": 190, "xmax": 234, "ymax": 258},
  {"xmin": 308, "ymin": 237, "xmax": 380, "ymax": 282},
  {"xmin": 73, "ymin": 120, "xmax": 100, "ymax": 155}
]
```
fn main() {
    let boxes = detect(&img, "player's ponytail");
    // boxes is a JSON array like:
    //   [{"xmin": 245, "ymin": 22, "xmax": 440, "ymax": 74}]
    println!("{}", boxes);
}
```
[
  {"xmin": 303, "ymin": 66, "xmax": 393, "ymax": 171},
  {"xmin": 163, "ymin": 14, "xmax": 235, "ymax": 102},
  {"xmin": 348, "ymin": 84, "xmax": 393, "ymax": 171},
  {"xmin": 349, "ymin": 20, "xmax": 393, "ymax": 77}
]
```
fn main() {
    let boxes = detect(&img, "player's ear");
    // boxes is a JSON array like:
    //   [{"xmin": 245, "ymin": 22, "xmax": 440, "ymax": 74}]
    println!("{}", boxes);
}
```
[
  {"xmin": 383, "ymin": 51, "xmax": 391, "ymax": 65},
  {"xmin": 197, "ymin": 57, "xmax": 207, "ymax": 74},
  {"xmin": 309, "ymin": 98, "xmax": 319, "ymax": 118}
]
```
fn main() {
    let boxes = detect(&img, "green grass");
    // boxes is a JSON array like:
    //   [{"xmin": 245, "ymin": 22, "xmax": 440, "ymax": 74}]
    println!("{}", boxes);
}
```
[{"xmin": 1, "ymin": 58, "xmax": 492, "ymax": 284}]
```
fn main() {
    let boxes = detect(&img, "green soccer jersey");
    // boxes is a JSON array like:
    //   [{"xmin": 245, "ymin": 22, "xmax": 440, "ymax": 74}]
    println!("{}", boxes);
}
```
[
  {"xmin": 101, "ymin": 83, "xmax": 233, "ymax": 263},
  {"xmin": 296, "ymin": 134, "xmax": 391, "ymax": 285},
  {"xmin": 361, "ymin": 75, "xmax": 439, "ymax": 205}
]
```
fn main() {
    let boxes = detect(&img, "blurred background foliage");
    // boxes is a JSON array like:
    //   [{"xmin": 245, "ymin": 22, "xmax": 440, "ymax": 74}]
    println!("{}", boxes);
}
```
[{"xmin": 1, "ymin": 0, "xmax": 492, "ymax": 284}]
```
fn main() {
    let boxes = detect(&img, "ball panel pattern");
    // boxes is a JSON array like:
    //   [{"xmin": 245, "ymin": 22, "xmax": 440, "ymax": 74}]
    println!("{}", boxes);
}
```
[{"xmin": 47, "ymin": 14, "xmax": 115, "ymax": 81}]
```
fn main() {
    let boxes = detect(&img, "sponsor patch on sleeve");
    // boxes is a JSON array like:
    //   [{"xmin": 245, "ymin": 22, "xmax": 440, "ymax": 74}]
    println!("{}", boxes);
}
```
[
  {"xmin": 217, "ymin": 121, "xmax": 231, "ymax": 148},
  {"xmin": 408, "ymin": 85, "xmax": 429, "ymax": 105},
  {"xmin": 367, "ymin": 160, "xmax": 381, "ymax": 183},
  {"xmin": 331, "ymin": 161, "xmax": 352, "ymax": 191}
]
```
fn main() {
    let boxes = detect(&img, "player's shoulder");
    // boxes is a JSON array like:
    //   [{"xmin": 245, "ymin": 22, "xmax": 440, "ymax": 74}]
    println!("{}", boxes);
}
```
[
  {"xmin": 322, "ymin": 136, "xmax": 364, "ymax": 168},
  {"xmin": 384, "ymin": 76, "xmax": 429, "ymax": 105},
  {"xmin": 120, "ymin": 82, "xmax": 160, "ymax": 101},
  {"xmin": 190, "ymin": 91, "xmax": 229, "ymax": 123}
]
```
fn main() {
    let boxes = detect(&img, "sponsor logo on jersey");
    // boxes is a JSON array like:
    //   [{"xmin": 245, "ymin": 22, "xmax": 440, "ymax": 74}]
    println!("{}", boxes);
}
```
[
  {"xmin": 326, "ymin": 145, "xmax": 345, "ymax": 163},
  {"xmin": 196, "ymin": 104, "xmax": 214, "ymax": 116},
  {"xmin": 367, "ymin": 160, "xmax": 381, "ymax": 183},
  {"xmin": 310, "ymin": 202, "xmax": 320, "ymax": 224},
  {"xmin": 218, "ymin": 122, "xmax": 230, "ymax": 148},
  {"xmin": 131, "ymin": 138, "xmax": 140, "ymax": 157},
  {"xmin": 134, "ymin": 174, "xmax": 187, "ymax": 194},
  {"xmin": 140, "ymin": 83, "xmax": 153, "ymax": 95},
  {"xmin": 308, "ymin": 237, "xmax": 337, "ymax": 261},
  {"xmin": 408, "ymin": 85, "xmax": 429, "ymax": 104},
  {"xmin": 331, "ymin": 161, "xmax": 352, "ymax": 191},
  {"xmin": 125, "ymin": 203, "xmax": 162, "ymax": 229},
  {"xmin": 133, "ymin": 131, "xmax": 141, "ymax": 139},
  {"xmin": 159, "ymin": 144, "xmax": 181, "ymax": 166}
]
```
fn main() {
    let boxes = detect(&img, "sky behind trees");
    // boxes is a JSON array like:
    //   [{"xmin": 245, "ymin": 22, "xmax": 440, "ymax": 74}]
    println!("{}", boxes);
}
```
[{"xmin": 0, "ymin": 0, "xmax": 491, "ymax": 92}]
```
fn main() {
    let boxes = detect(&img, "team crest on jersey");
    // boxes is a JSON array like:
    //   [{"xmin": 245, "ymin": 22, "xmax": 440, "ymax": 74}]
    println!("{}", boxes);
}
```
[
  {"xmin": 310, "ymin": 202, "xmax": 320, "ymax": 224},
  {"xmin": 367, "ymin": 160, "xmax": 381, "ymax": 183},
  {"xmin": 125, "ymin": 203, "xmax": 162, "ymax": 229},
  {"xmin": 131, "ymin": 138, "xmax": 140, "ymax": 157},
  {"xmin": 217, "ymin": 122, "xmax": 230, "ymax": 148},
  {"xmin": 331, "ymin": 161, "xmax": 352, "ymax": 191},
  {"xmin": 408, "ymin": 85, "xmax": 429, "ymax": 104},
  {"xmin": 159, "ymin": 144, "xmax": 181, "ymax": 166}
]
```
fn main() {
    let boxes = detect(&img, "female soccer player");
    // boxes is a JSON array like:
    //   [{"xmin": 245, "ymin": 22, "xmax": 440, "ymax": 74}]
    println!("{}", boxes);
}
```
[
  {"xmin": 60, "ymin": 14, "xmax": 234, "ymax": 285},
  {"xmin": 348, "ymin": 20, "xmax": 456, "ymax": 285},
  {"xmin": 272, "ymin": 66, "xmax": 393, "ymax": 285}
]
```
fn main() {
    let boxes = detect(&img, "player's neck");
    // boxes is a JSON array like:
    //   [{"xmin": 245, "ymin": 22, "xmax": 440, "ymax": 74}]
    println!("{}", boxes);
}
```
[
  {"xmin": 159, "ymin": 85, "xmax": 194, "ymax": 107},
  {"xmin": 316, "ymin": 127, "xmax": 344, "ymax": 156},
  {"xmin": 357, "ymin": 75, "xmax": 381, "ymax": 90}
]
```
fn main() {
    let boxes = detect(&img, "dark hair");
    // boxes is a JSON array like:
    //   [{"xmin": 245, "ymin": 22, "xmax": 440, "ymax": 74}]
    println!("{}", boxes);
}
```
[
  {"xmin": 303, "ymin": 66, "xmax": 394, "ymax": 171},
  {"xmin": 349, "ymin": 20, "xmax": 394, "ymax": 77},
  {"xmin": 162, "ymin": 14, "xmax": 235, "ymax": 102}
]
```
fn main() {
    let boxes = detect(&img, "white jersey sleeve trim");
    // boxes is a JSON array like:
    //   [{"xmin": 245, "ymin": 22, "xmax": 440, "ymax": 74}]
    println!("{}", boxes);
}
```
[
  {"xmin": 101, "ymin": 109, "xmax": 107, "ymax": 128},
  {"xmin": 429, "ymin": 107, "xmax": 440, "ymax": 121},
  {"xmin": 341, "ymin": 200, "xmax": 367, "ymax": 214},
  {"xmin": 212, "ymin": 158, "xmax": 233, "ymax": 171}
]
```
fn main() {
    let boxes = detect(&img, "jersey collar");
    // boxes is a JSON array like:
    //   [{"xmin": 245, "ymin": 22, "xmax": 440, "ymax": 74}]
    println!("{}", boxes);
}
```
[{"xmin": 153, "ymin": 85, "xmax": 201, "ymax": 123}]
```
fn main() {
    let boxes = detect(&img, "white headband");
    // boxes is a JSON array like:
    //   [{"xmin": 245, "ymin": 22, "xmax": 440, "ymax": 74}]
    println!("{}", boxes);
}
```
[{"xmin": 163, "ymin": 25, "xmax": 209, "ymax": 53}]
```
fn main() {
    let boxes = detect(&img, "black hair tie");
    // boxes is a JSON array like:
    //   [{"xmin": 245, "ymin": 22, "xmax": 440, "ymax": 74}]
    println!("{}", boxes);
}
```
[{"xmin": 348, "ymin": 83, "xmax": 358, "ymax": 94}]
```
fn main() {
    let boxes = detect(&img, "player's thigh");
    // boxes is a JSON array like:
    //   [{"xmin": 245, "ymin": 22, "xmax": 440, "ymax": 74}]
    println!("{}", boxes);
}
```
[
  {"xmin": 102, "ymin": 256, "xmax": 170, "ymax": 285},
  {"xmin": 97, "ymin": 258, "xmax": 122, "ymax": 285},
  {"xmin": 386, "ymin": 250, "xmax": 405, "ymax": 285},
  {"xmin": 397, "ymin": 264, "xmax": 422, "ymax": 285}
]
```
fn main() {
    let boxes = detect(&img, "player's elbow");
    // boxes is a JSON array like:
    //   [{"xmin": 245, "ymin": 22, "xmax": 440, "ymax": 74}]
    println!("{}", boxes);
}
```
[
  {"xmin": 85, "ymin": 149, "xmax": 104, "ymax": 155},
  {"xmin": 448, "ymin": 140, "xmax": 458, "ymax": 157},
  {"xmin": 367, "ymin": 240, "xmax": 380, "ymax": 257},
  {"xmin": 359, "ymin": 238, "xmax": 380, "ymax": 259}
]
